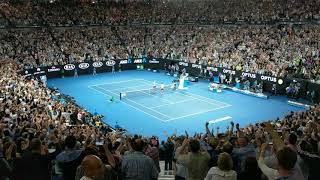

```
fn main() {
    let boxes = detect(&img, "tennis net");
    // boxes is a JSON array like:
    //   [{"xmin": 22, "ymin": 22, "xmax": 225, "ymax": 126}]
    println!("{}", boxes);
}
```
[{"xmin": 119, "ymin": 84, "xmax": 174, "ymax": 100}]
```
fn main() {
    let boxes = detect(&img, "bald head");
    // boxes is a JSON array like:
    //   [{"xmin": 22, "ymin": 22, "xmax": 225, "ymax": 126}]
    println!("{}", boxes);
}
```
[{"xmin": 81, "ymin": 155, "xmax": 104, "ymax": 180}]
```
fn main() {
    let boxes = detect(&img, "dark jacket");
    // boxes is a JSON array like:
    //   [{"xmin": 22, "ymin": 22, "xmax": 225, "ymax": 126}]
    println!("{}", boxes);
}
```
[
  {"xmin": 56, "ymin": 150, "xmax": 84, "ymax": 180},
  {"xmin": 21, "ymin": 152, "xmax": 51, "ymax": 180}
]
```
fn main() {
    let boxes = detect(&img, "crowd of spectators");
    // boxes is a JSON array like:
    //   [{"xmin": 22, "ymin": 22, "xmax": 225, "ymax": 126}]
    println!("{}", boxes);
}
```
[
  {"xmin": 0, "ymin": 61, "xmax": 319, "ymax": 180},
  {"xmin": 0, "ymin": 0, "xmax": 319, "ymax": 27},
  {"xmin": 0, "ymin": 1, "xmax": 320, "ymax": 180},
  {"xmin": 1, "ymin": 24, "xmax": 319, "ymax": 81}
]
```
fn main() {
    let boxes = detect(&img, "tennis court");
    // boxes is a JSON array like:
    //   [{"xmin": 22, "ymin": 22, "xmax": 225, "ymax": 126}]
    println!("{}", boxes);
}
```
[
  {"xmin": 48, "ymin": 70, "xmax": 305, "ymax": 138},
  {"xmin": 89, "ymin": 79, "xmax": 231, "ymax": 122}
]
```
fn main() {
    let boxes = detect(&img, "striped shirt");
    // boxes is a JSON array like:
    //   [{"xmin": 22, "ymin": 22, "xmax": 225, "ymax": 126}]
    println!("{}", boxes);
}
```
[{"xmin": 121, "ymin": 151, "xmax": 159, "ymax": 180}]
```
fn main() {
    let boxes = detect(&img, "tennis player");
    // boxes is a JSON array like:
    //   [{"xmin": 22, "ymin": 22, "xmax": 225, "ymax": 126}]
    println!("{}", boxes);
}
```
[
  {"xmin": 160, "ymin": 83, "xmax": 165, "ymax": 95},
  {"xmin": 152, "ymin": 81, "xmax": 157, "ymax": 93},
  {"xmin": 171, "ymin": 80, "xmax": 177, "ymax": 90},
  {"xmin": 109, "ymin": 96, "xmax": 115, "ymax": 102}
]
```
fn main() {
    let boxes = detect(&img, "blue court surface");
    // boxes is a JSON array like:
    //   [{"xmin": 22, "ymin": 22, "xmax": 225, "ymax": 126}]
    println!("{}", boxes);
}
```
[{"xmin": 48, "ymin": 70, "xmax": 305, "ymax": 140}]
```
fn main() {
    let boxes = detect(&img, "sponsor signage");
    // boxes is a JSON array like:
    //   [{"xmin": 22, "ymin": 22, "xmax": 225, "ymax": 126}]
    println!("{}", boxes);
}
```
[
  {"xmin": 34, "ymin": 68, "xmax": 46, "ymax": 75},
  {"xmin": 134, "ymin": 59, "xmax": 143, "ymax": 64},
  {"xmin": 64, "ymin": 64, "xmax": 75, "ymax": 71},
  {"xmin": 93, "ymin": 61, "xmax": 103, "ymax": 68},
  {"xmin": 260, "ymin": 75, "xmax": 277, "ymax": 82},
  {"xmin": 242, "ymin": 72, "xmax": 256, "ymax": 79},
  {"xmin": 222, "ymin": 69, "xmax": 236, "ymax": 75},
  {"xmin": 191, "ymin": 64, "xmax": 202, "ymax": 69},
  {"xmin": 78, "ymin": 63, "xmax": 90, "ymax": 69},
  {"xmin": 178, "ymin": 62, "xmax": 189, "ymax": 67},
  {"xmin": 47, "ymin": 66, "xmax": 61, "ymax": 72},
  {"xmin": 206, "ymin": 66, "xmax": 218, "ymax": 72},
  {"xmin": 119, "ymin": 60, "xmax": 128, "ymax": 65},
  {"xmin": 149, "ymin": 59, "xmax": 160, "ymax": 64},
  {"xmin": 106, "ymin": 60, "xmax": 116, "ymax": 66}
]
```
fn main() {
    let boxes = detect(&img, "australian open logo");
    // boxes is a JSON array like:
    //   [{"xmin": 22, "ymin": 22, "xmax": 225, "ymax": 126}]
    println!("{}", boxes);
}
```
[
  {"xmin": 79, "ymin": 63, "xmax": 90, "ymax": 69},
  {"xmin": 64, "ymin": 64, "xmax": 75, "ymax": 71},
  {"xmin": 93, "ymin": 62, "xmax": 103, "ymax": 68},
  {"xmin": 106, "ymin": 60, "xmax": 116, "ymax": 66}
]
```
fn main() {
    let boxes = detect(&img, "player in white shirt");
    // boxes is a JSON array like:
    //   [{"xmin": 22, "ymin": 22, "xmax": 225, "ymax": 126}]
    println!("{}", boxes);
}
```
[
  {"xmin": 152, "ymin": 81, "xmax": 157, "ymax": 93},
  {"xmin": 160, "ymin": 83, "xmax": 165, "ymax": 95}
]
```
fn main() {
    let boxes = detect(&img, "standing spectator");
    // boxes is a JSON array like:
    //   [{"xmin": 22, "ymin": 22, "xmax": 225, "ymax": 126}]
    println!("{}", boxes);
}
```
[
  {"xmin": 144, "ymin": 137, "xmax": 160, "ymax": 172},
  {"xmin": 164, "ymin": 138, "xmax": 174, "ymax": 171},
  {"xmin": 174, "ymin": 138, "xmax": 188, "ymax": 180},
  {"xmin": 21, "ymin": 138, "xmax": 51, "ymax": 180},
  {"xmin": 56, "ymin": 135, "xmax": 85, "ymax": 180},
  {"xmin": 232, "ymin": 136, "xmax": 255, "ymax": 172},
  {"xmin": 176, "ymin": 138, "xmax": 210, "ymax": 180},
  {"xmin": 79, "ymin": 155, "xmax": 105, "ymax": 180},
  {"xmin": 121, "ymin": 137, "xmax": 159, "ymax": 180},
  {"xmin": 258, "ymin": 144, "xmax": 305, "ymax": 180},
  {"xmin": 204, "ymin": 152, "xmax": 237, "ymax": 180},
  {"xmin": 0, "ymin": 139, "xmax": 12, "ymax": 180},
  {"xmin": 238, "ymin": 156, "xmax": 262, "ymax": 180}
]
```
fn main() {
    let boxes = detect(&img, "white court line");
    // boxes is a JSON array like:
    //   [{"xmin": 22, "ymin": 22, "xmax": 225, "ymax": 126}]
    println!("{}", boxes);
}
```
[
  {"xmin": 108, "ymin": 84, "xmax": 153, "ymax": 92},
  {"xmin": 89, "ymin": 78, "xmax": 231, "ymax": 122},
  {"xmin": 164, "ymin": 105, "xmax": 232, "ymax": 122},
  {"xmin": 89, "ymin": 79, "xmax": 145, "ymax": 87},
  {"xmin": 102, "ymin": 79, "xmax": 176, "ymax": 104},
  {"xmin": 94, "ymin": 86, "xmax": 172, "ymax": 119},
  {"xmin": 120, "ymin": 87, "xmax": 175, "ymax": 104},
  {"xmin": 140, "ymin": 79, "xmax": 231, "ymax": 107},
  {"xmin": 185, "ymin": 92, "xmax": 231, "ymax": 106},
  {"xmin": 150, "ymin": 97, "xmax": 197, "ymax": 109},
  {"xmin": 208, "ymin": 116, "xmax": 232, "ymax": 124},
  {"xmin": 88, "ymin": 86, "xmax": 168, "ymax": 122}
]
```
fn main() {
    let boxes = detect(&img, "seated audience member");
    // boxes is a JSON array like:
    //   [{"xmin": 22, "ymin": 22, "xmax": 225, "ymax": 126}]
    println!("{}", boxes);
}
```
[
  {"xmin": 121, "ymin": 137, "xmax": 159, "ymax": 180},
  {"xmin": 204, "ymin": 152, "xmax": 237, "ymax": 180},
  {"xmin": 176, "ymin": 138, "xmax": 210, "ymax": 180}
]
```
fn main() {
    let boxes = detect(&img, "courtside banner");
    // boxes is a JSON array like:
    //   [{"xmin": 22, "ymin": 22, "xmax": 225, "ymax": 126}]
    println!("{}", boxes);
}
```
[{"xmin": 21, "ymin": 59, "xmax": 319, "ymax": 102}]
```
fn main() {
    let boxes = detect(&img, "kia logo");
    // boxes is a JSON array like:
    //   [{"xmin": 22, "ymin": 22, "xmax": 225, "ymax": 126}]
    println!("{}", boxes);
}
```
[
  {"xmin": 79, "ymin": 63, "xmax": 90, "ymax": 69},
  {"xmin": 64, "ymin": 64, "xmax": 75, "ymax": 71},
  {"xmin": 93, "ymin": 62, "xmax": 103, "ymax": 68},
  {"xmin": 106, "ymin": 60, "xmax": 116, "ymax": 66}
]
